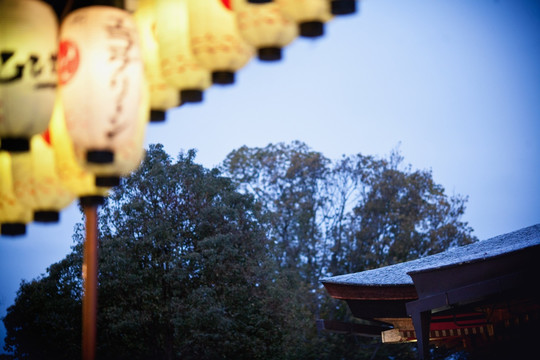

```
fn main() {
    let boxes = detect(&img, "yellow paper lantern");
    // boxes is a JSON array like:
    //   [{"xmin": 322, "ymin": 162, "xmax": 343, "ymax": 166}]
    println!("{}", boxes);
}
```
[
  {"xmin": 134, "ymin": 0, "xmax": 180, "ymax": 121},
  {"xmin": 9, "ymin": 151, "xmax": 34, "ymax": 218},
  {"xmin": 48, "ymin": 92, "xmax": 109, "ymax": 205},
  {"xmin": 9, "ymin": 138, "xmax": 74, "ymax": 224},
  {"xmin": 275, "ymin": 0, "xmax": 332, "ymax": 38},
  {"xmin": 232, "ymin": 0, "xmax": 298, "ymax": 61},
  {"xmin": 154, "ymin": 0, "xmax": 211, "ymax": 101},
  {"xmin": 188, "ymin": 0, "xmax": 254, "ymax": 85},
  {"xmin": 0, "ymin": 0, "xmax": 58, "ymax": 152},
  {"xmin": 0, "ymin": 151, "xmax": 32, "ymax": 236},
  {"xmin": 29, "ymin": 134, "xmax": 76, "ymax": 222},
  {"xmin": 58, "ymin": 6, "xmax": 148, "ymax": 186}
]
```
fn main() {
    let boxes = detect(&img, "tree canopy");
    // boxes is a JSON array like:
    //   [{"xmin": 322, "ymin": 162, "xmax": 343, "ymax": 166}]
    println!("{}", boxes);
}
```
[
  {"xmin": 222, "ymin": 141, "xmax": 475, "ymax": 282},
  {"xmin": 3, "ymin": 142, "xmax": 476, "ymax": 359}
]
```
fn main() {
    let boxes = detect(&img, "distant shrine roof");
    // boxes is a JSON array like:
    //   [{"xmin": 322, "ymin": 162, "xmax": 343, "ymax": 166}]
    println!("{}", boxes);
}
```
[{"xmin": 321, "ymin": 223, "xmax": 540, "ymax": 287}]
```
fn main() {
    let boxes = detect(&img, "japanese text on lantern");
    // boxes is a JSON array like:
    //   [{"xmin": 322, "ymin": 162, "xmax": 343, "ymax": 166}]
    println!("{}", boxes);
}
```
[{"xmin": 105, "ymin": 15, "xmax": 136, "ymax": 141}]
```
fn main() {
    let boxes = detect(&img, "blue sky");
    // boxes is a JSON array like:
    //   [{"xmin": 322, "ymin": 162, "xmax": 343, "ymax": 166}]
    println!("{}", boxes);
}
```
[{"xmin": 1, "ymin": 0, "xmax": 539, "ymax": 352}]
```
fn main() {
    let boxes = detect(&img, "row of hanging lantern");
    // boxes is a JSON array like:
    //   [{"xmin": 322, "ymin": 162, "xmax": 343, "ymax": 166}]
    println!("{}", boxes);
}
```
[{"xmin": 0, "ymin": 0, "xmax": 358, "ymax": 237}]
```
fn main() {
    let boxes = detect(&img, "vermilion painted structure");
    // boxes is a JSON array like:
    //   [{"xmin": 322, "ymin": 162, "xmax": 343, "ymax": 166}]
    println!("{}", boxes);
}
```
[{"xmin": 321, "ymin": 224, "xmax": 540, "ymax": 359}]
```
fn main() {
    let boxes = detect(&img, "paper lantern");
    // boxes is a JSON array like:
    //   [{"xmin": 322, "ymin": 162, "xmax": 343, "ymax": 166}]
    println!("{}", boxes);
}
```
[
  {"xmin": 9, "ymin": 152, "xmax": 34, "ymax": 221},
  {"xmin": 134, "ymin": 0, "xmax": 180, "ymax": 121},
  {"xmin": 29, "ymin": 134, "xmax": 75, "ymax": 222},
  {"xmin": 275, "ymin": 0, "xmax": 332, "ymax": 38},
  {"xmin": 232, "ymin": 0, "xmax": 298, "ymax": 61},
  {"xmin": 188, "ymin": 0, "xmax": 254, "ymax": 85},
  {"xmin": 330, "ymin": 0, "xmax": 357, "ymax": 15},
  {"xmin": 59, "ymin": 6, "xmax": 148, "ymax": 186},
  {"xmin": 7, "ymin": 139, "xmax": 74, "ymax": 224},
  {"xmin": 154, "ymin": 0, "xmax": 211, "ymax": 101},
  {"xmin": 48, "ymin": 92, "xmax": 110, "ymax": 206},
  {"xmin": 0, "ymin": 151, "xmax": 32, "ymax": 236},
  {"xmin": 7, "ymin": 141, "xmax": 73, "ymax": 224},
  {"xmin": 0, "ymin": 0, "xmax": 58, "ymax": 152}
]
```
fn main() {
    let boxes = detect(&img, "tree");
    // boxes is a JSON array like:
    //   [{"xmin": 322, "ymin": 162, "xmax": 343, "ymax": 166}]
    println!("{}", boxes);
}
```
[
  {"xmin": 3, "ymin": 144, "xmax": 306, "ymax": 359},
  {"xmin": 222, "ymin": 141, "xmax": 477, "ymax": 359},
  {"xmin": 223, "ymin": 141, "xmax": 476, "ymax": 281},
  {"xmin": 2, "ymin": 242, "xmax": 83, "ymax": 359},
  {"xmin": 4, "ymin": 142, "xmax": 476, "ymax": 360},
  {"xmin": 96, "ymin": 144, "xmax": 298, "ymax": 359}
]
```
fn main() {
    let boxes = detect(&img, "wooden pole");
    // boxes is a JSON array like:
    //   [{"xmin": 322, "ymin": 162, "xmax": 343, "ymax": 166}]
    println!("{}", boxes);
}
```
[{"xmin": 82, "ymin": 205, "xmax": 98, "ymax": 360}]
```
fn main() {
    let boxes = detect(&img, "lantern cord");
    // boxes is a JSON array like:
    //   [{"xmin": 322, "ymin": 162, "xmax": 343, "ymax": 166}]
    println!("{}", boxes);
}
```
[{"xmin": 82, "ymin": 204, "xmax": 98, "ymax": 360}]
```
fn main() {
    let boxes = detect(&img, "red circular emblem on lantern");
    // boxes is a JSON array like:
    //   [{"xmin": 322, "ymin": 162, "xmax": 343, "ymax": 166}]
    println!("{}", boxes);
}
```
[
  {"xmin": 220, "ymin": 0, "xmax": 232, "ymax": 10},
  {"xmin": 58, "ymin": 40, "xmax": 80, "ymax": 85},
  {"xmin": 41, "ymin": 130, "xmax": 51, "ymax": 145}
]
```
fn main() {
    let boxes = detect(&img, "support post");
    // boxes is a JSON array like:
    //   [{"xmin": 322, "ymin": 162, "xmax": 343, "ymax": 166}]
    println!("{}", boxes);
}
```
[
  {"xmin": 82, "ymin": 205, "xmax": 98, "ymax": 360},
  {"xmin": 411, "ymin": 310, "xmax": 431, "ymax": 360}
]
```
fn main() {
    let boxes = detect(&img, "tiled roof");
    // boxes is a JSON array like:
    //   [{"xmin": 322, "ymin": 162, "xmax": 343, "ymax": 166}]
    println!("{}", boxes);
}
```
[{"xmin": 321, "ymin": 224, "xmax": 540, "ymax": 287}]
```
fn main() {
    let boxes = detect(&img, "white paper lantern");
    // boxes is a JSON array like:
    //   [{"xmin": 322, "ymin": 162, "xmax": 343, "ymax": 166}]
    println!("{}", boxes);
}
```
[
  {"xmin": 232, "ymin": 0, "xmax": 298, "ymax": 61},
  {"xmin": 0, "ymin": 0, "xmax": 58, "ymax": 152},
  {"xmin": 155, "ymin": 0, "xmax": 212, "ymax": 101},
  {"xmin": 276, "ymin": 0, "xmax": 332, "ymax": 38},
  {"xmin": 188, "ymin": 0, "xmax": 254, "ymax": 85},
  {"xmin": 59, "ymin": 6, "xmax": 148, "ymax": 186},
  {"xmin": 134, "ymin": 0, "xmax": 180, "ymax": 120},
  {"xmin": 48, "ymin": 92, "xmax": 110, "ymax": 205}
]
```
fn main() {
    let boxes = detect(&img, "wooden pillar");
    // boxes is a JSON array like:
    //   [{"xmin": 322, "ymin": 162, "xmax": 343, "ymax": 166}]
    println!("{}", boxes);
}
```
[
  {"xmin": 411, "ymin": 310, "xmax": 431, "ymax": 360},
  {"xmin": 82, "ymin": 205, "xmax": 98, "ymax": 360}
]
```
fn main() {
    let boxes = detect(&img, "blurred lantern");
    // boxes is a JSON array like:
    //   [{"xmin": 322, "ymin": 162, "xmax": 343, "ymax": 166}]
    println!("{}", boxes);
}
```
[
  {"xmin": 188, "ymin": 0, "xmax": 254, "ymax": 85},
  {"xmin": 49, "ymin": 92, "xmax": 110, "ymax": 206},
  {"xmin": 134, "ymin": 0, "xmax": 180, "ymax": 121},
  {"xmin": 155, "ymin": 0, "xmax": 211, "ymax": 101},
  {"xmin": 29, "ymin": 134, "xmax": 75, "ymax": 222},
  {"xmin": 58, "ymin": 5, "xmax": 148, "ymax": 187},
  {"xmin": 232, "ymin": 0, "xmax": 298, "ymax": 61},
  {"xmin": 276, "ymin": 0, "xmax": 332, "ymax": 38},
  {"xmin": 0, "ymin": 0, "xmax": 58, "ymax": 152},
  {"xmin": 330, "ymin": 0, "xmax": 357, "ymax": 15},
  {"xmin": 0, "ymin": 151, "xmax": 32, "ymax": 236},
  {"xmin": 9, "ymin": 135, "xmax": 74, "ymax": 224},
  {"xmin": 9, "ymin": 151, "xmax": 35, "ymax": 222}
]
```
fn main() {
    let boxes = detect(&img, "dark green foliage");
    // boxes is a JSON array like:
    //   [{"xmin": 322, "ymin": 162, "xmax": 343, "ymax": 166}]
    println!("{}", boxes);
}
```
[
  {"xmin": 2, "ymin": 245, "xmax": 83, "ymax": 359},
  {"xmin": 95, "ymin": 144, "xmax": 296, "ymax": 359},
  {"xmin": 223, "ymin": 142, "xmax": 476, "ymax": 279},
  {"xmin": 222, "ymin": 141, "xmax": 477, "ymax": 359},
  {"xmin": 3, "ymin": 142, "xmax": 476, "ymax": 359}
]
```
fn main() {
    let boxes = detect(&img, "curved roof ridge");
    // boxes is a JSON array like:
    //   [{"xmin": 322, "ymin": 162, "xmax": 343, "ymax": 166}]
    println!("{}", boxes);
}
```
[{"xmin": 321, "ymin": 223, "xmax": 540, "ymax": 286}]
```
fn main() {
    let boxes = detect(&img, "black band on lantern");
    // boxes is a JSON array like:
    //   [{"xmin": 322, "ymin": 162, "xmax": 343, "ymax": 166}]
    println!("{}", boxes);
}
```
[
  {"xmin": 258, "ymin": 47, "xmax": 282, "ymax": 61},
  {"xmin": 87, "ymin": 150, "xmax": 114, "ymax": 164},
  {"xmin": 181, "ymin": 89, "xmax": 204, "ymax": 103},
  {"xmin": 331, "ymin": 0, "xmax": 357, "ymax": 15},
  {"xmin": 212, "ymin": 71, "xmax": 235, "ymax": 85},
  {"xmin": 34, "ymin": 211, "xmax": 60, "ymax": 223},
  {"xmin": 79, "ymin": 195, "xmax": 106, "ymax": 207},
  {"xmin": 95, "ymin": 176, "xmax": 121, "ymax": 187},
  {"xmin": 150, "ymin": 110, "xmax": 166, "ymax": 122},
  {"xmin": 247, "ymin": 0, "xmax": 272, "ymax": 3},
  {"xmin": 299, "ymin": 21, "xmax": 324, "ymax": 38},
  {"xmin": 1, "ymin": 223, "xmax": 26, "ymax": 236},
  {"xmin": 0, "ymin": 137, "xmax": 30, "ymax": 152}
]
